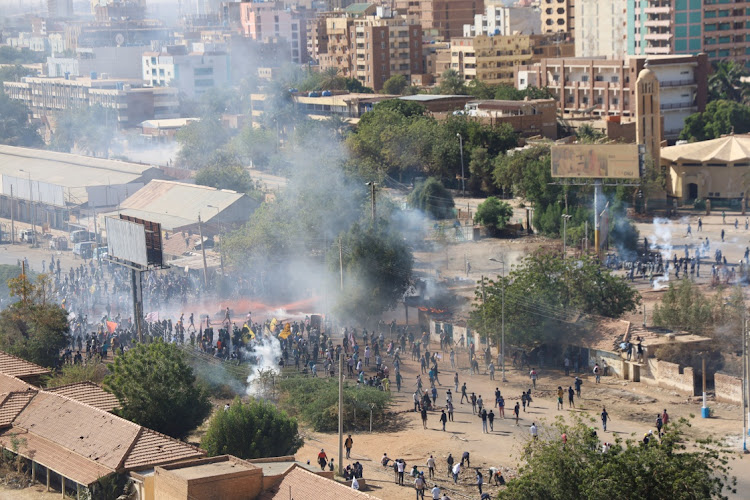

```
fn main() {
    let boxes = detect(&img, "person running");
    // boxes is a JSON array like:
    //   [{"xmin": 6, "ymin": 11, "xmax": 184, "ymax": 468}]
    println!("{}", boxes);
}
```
[{"xmin": 601, "ymin": 407, "xmax": 610, "ymax": 431}]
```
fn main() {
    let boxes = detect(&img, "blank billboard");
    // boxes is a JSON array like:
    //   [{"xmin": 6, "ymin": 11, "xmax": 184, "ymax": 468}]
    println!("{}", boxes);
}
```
[
  {"xmin": 551, "ymin": 145, "xmax": 641, "ymax": 179},
  {"xmin": 105, "ymin": 217, "xmax": 148, "ymax": 267},
  {"xmin": 2, "ymin": 175, "xmax": 65, "ymax": 207}
]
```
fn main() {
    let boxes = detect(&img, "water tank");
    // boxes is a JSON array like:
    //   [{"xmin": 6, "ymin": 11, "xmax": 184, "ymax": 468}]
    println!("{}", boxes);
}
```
[
  {"xmin": 321, "ymin": 90, "xmax": 332, "ymax": 97},
  {"xmin": 308, "ymin": 91, "xmax": 320, "ymax": 97}
]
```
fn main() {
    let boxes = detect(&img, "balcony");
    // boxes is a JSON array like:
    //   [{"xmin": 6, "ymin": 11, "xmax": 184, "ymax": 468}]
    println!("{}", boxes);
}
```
[
  {"xmin": 643, "ymin": 19, "xmax": 671, "ymax": 27},
  {"xmin": 659, "ymin": 78, "xmax": 696, "ymax": 87},
  {"xmin": 644, "ymin": 32, "xmax": 672, "ymax": 41},
  {"xmin": 660, "ymin": 102, "xmax": 696, "ymax": 111},
  {"xmin": 644, "ymin": 6, "xmax": 671, "ymax": 14},
  {"xmin": 645, "ymin": 46, "xmax": 672, "ymax": 54}
]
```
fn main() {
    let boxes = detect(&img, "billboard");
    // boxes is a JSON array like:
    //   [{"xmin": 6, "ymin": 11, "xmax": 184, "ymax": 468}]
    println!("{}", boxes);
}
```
[
  {"xmin": 551, "ymin": 145, "xmax": 641, "ymax": 179},
  {"xmin": 120, "ymin": 215, "xmax": 163, "ymax": 267},
  {"xmin": 106, "ymin": 217, "xmax": 148, "ymax": 267},
  {"xmin": 2, "ymin": 175, "xmax": 66, "ymax": 207}
]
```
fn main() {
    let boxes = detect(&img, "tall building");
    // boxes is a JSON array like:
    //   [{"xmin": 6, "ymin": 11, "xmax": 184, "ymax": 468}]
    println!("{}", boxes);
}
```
[
  {"xmin": 515, "ymin": 54, "xmax": 708, "ymax": 140},
  {"xmin": 540, "ymin": 0, "xmax": 574, "ymax": 37},
  {"xmin": 315, "ymin": 7, "xmax": 423, "ymax": 91},
  {"xmin": 239, "ymin": 1, "xmax": 313, "ymax": 64},
  {"xmin": 142, "ymin": 44, "xmax": 230, "ymax": 98},
  {"xmin": 48, "ymin": 0, "xmax": 74, "ymax": 18},
  {"xmin": 576, "ymin": 0, "xmax": 627, "ymax": 57},
  {"xmin": 394, "ymin": 0, "xmax": 484, "ymax": 41},
  {"xmin": 463, "ymin": 5, "xmax": 541, "ymax": 37}
]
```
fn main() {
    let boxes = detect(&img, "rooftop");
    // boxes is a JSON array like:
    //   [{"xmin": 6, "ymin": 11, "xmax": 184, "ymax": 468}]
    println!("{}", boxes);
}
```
[
  {"xmin": 46, "ymin": 381, "xmax": 120, "ymax": 412},
  {"xmin": 140, "ymin": 118, "xmax": 198, "ymax": 129},
  {"xmin": 258, "ymin": 465, "xmax": 376, "ymax": 500},
  {"xmin": 0, "ymin": 350, "xmax": 50, "ymax": 379},
  {"xmin": 399, "ymin": 94, "xmax": 472, "ymax": 102},
  {"xmin": 661, "ymin": 134, "xmax": 750, "ymax": 164},
  {"xmin": 164, "ymin": 456, "xmax": 259, "ymax": 481}
]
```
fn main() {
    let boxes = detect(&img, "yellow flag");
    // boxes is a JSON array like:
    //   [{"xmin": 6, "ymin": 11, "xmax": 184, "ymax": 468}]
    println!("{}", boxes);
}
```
[{"xmin": 278, "ymin": 323, "xmax": 291, "ymax": 339}]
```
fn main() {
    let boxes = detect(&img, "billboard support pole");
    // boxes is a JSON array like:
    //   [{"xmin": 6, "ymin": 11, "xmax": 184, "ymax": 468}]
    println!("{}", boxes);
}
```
[
  {"xmin": 594, "ymin": 179, "xmax": 602, "ymax": 260},
  {"xmin": 131, "ymin": 269, "xmax": 144, "ymax": 343}
]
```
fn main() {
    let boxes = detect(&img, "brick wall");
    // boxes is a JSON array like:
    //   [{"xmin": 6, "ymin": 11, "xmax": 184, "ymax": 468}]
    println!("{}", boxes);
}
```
[{"xmin": 714, "ymin": 372, "xmax": 742, "ymax": 404}]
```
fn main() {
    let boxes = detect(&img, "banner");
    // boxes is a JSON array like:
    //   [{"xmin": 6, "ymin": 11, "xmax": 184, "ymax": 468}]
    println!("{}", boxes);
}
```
[
  {"xmin": 106, "ymin": 321, "xmax": 118, "ymax": 333},
  {"xmin": 145, "ymin": 311, "xmax": 159, "ymax": 323},
  {"xmin": 278, "ymin": 323, "xmax": 291, "ymax": 339}
]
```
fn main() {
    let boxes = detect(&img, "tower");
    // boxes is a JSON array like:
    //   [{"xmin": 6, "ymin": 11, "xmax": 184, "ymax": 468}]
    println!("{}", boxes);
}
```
[{"xmin": 635, "ymin": 60, "xmax": 661, "ymax": 169}]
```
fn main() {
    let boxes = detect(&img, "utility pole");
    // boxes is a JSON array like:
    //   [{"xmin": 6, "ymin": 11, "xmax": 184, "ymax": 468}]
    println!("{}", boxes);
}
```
[
  {"xmin": 198, "ymin": 213, "xmax": 208, "ymax": 287},
  {"xmin": 481, "ymin": 275, "xmax": 486, "ymax": 343},
  {"xmin": 367, "ymin": 182, "xmax": 376, "ymax": 221},
  {"xmin": 562, "ymin": 214, "xmax": 572, "ymax": 259},
  {"xmin": 339, "ymin": 237, "xmax": 344, "ymax": 291},
  {"xmin": 456, "ymin": 133, "xmax": 465, "ymax": 196},
  {"xmin": 584, "ymin": 220, "xmax": 588, "ymax": 253},
  {"xmin": 10, "ymin": 184, "xmax": 14, "ymax": 245},
  {"xmin": 338, "ymin": 350, "xmax": 343, "ymax": 476},
  {"xmin": 489, "ymin": 257, "xmax": 507, "ymax": 382}
]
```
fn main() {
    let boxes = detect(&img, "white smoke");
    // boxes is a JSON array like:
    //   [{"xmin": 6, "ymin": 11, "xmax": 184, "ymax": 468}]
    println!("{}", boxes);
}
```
[
  {"xmin": 651, "ymin": 217, "xmax": 677, "ymax": 290},
  {"xmin": 245, "ymin": 335, "xmax": 283, "ymax": 397}
]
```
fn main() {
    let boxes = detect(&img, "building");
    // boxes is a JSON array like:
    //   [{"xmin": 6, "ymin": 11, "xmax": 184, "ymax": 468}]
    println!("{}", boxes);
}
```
[
  {"xmin": 394, "ymin": 0, "xmax": 484, "ymax": 40},
  {"xmin": 627, "ymin": 0, "xmax": 750, "ymax": 68},
  {"xmin": 239, "ymin": 1, "xmax": 313, "ymax": 64},
  {"xmin": 0, "ymin": 351, "xmax": 50, "ymax": 386},
  {"xmin": 47, "ymin": 0, "xmax": 74, "ymax": 18},
  {"xmin": 463, "ymin": 5, "xmax": 541, "ymax": 37},
  {"xmin": 460, "ymin": 98, "xmax": 558, "ymax": 139},
  {"xmin": 46, "ymin": 381, "xmax": 121, "ymax": 412},
  {"xmin": 576, "ymin": 0, "xmax": 628, "ymax": 57},
  {"xmin": 635, "ymin": 62, "xmax": 661, "ymax": 168},
  {"xmin": 141, "ymin": 118, "xmax": 200, "ymax": 141},
  {"xmin": 47, "ymin": 45, "xmax": 150, "ymax": 79},
  {"xmin": 449, "ymin": 33, "xmax": 573, "ymax": 86},
  {"xmin": 0, "ymin": 145, "xmax": 168, "ymax": 230},
  {"xmin": 661, "ymin": 134, "xmax": 750, "ymax": 202},
  {"xmin": 540, "ymin": 0, "xmax": 574, "ymax": 37},
  {"xmin": 515, "ymin": 54, "xmax": 709, "ymax": 140},
  {"xmin": 65, "ymin": 20, "xmax": 170, "ymax": 51},
  {"xmin": 142, "ymin": 44, "xmax": 230, "ymax": 98},
  {"xmin": 315, "ymin": 6, "xmax": 423, "ymax": 92},
  {"xmin": 3, "ymin": 75, "xmax": 180, "ymax": 126}
]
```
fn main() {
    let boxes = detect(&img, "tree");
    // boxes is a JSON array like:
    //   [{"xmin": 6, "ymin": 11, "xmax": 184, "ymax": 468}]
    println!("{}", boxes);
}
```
[
  {"xmin": 679, "ymin": 100, "xmax": 750, "ymax": 142},
  {"xmin": 0, "ymin": 93, "xmax": 42, "ymax": 147},
  {"xmin": 201, "ymin": 397, "xmax": 303, "ymax": 459},
  {"xmin": 382, "ymin": 75, "xmax": 408, "ymax": 95},
  {"xmin": 195, "ymin": 155, "xmax": 255, "ymax": 193},
  {"xmin": 175, "ymin": 117, "xmax": 231, "ymax": 170},
  {"xmin": 229, "ymin": 125, "xmax": 277, "ymax": 169},
  {"xmin": 474, "ymin": 197, "xmax": 513, "ymax": 235},
  {"xmin": 104, "ymin": 341, "xmax": 211, "ymax": 439},
  {"xmin": 0, "ymin": 47, "xmax": 45, "ymax": 64},
  {"xmin": 577, "ymin": 123, "xmax": 605, "ymax": 142},
  {"xmin": 470, "ymin": 251, "xmax": 640, "ymax": 346},
  {"xmin": 0, "ymin": 273, "xmax": 69, "ymax": 368},
  {"xmin": 407, "ymin": 177, "xmax": 455, "ymax": 219},
  {"xmin": 331, "ymin": 222, "xmax": 414, "ymax": 323},
  {"xmin": 436, "ymin": 69, "xmax": 467, "ymax": 95},
  {"xmin": 45, "ymin": 358, "xmax": 109, "ymax": 388},
  {"xmin": 500, "ymin": 416, "xmax": 735, "ymax": 500},
  {"xmin": 50, "ymin": 105, "xmax": 116, "ymax": 157},
  {"xmin": 708, "ymin": 61, "xmax": 749, "ymax": 103},
  {"xmin": 652, "ymin": 279, "xmax": 718, "ymax": 334}
]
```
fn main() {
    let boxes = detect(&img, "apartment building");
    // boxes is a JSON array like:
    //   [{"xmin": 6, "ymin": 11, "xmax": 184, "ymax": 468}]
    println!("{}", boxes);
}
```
[
  {"xmin": 239, "ymin": 1, "xmax": 313, "ymax": 64},
  {"xmin": 515, "ymin": 53, "xmax": 708, "ymax": 139},
  {"xmin": 315, "ymin": 7, "xmax": 423, "ymax": 91},
  {"xmin": 394, "ymin": 0, "xmax": 484, "ymax": 40},
  {"xmin": 2, "ymin": 76, "xmax": 179, "ymax": 126},
  {"xmin": 576, "ymin": 0, "xmax": 628, "ymax": 57},
  {"xmin": 627, "ymin": 0, "xmax": 750, "ymax": 67},
  {"xmin": 450, "ymin": 33, "xmax": 573, "ymax": 85},
  {"xmin": 540, "ymin": 0, "xmax": 574, "ymax": 37},
  {"xmin": 463, "ymin": 5, "xmax": 541, "ymax": 37},
  {"xmin": 142, "ymin": 44, "xmax": 230, "ymax": 98}
]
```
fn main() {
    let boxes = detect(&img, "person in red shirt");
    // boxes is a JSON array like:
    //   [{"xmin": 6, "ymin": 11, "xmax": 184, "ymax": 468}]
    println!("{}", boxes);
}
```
[{"xmin": 317, "ymin": 449, "xmax": 327, "ymax": 470}]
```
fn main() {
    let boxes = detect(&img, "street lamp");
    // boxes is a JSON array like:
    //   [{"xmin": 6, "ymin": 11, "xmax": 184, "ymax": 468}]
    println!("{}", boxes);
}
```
[
  {"xmin": 456, "ymin": 133, "xmax": 465, "ymax": 196},
  {"xmin": 561, "ymin": 214, "xmax": 572, "ymax": 259},
  {"xmin": 489, "ymin": 257, "xmax": 507, "ymax": 382},
  {"xmin": 19, "ymin": 169, "xmax": 35, "ymax": 247},
  {"xmin": 206, "ymin": 204, "xmax": 224, "ymax": 276}
]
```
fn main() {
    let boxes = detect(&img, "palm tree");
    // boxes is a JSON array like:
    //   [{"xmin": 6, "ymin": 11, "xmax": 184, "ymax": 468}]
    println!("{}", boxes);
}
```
[{"xmin": 708, "ymin": 61, "xmax": 748, "ymax": 102}]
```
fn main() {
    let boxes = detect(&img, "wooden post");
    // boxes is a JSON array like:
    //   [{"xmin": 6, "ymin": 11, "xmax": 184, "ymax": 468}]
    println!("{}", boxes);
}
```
[
  {"xmin": 61, "ymin": 476, "xmax": 65, "ymax": 497},
  {"xmin": 46, "ymin": 468, "xmax": 50, "ymax": 492},
  {"xmin": 76, "ymin": 483, "xmax": 80, "ymax": 500},
  {"xmin": 31, "ymin": 460, "xmax": 35, "ymax": 483}
]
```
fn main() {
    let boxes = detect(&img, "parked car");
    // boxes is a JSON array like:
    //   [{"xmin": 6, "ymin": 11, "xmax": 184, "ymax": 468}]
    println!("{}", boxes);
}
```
[
  {"xmin": 20, "ymin": 229, "xmax": 35, "ymax": 243},
  {"xmin": 73, "ymin": 241, "xmax": 95, "ymax": 259}
]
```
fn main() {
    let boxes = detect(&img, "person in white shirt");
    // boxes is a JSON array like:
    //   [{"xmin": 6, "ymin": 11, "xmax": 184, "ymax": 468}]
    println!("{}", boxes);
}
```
[
  {"xmin": 431, "ymin": 485, "xmax": 441, "ymax": 499},
  {"xmin": 451, "ymin": 463, "xmax": 461, "ymax": 484},
  {"xmin": 351, "ymin": 477, "xmax": 360, "ymax": 490},
  {"xmin": 530, "ymin": 422, "xmax": 538, "ymax": 440},
  {"xmin": 426, "ymin": 455, "xmax": 435, "ymax": 479}
]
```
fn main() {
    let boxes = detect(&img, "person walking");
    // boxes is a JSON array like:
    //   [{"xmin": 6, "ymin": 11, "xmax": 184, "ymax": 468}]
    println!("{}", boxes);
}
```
[
  {"xmin": 398, "ymin": 459, "xmax": 406, "ymax": 485},
  {"xmin": 529, "ymin": 368, "xmax": 538, "ymax": 389},
  {"xmin": 470, "ymin": 393, "xmax": 477, "ymax": 414},
  {"xmin": 530, "ymin": 422, "xmax": 538, "ymax": 440},
  {"xmin": 477, "ymin": 394, "xmax": 484, "ymax": 413},
  {"xmin": 514, "ymin": 402, "xmax": 520, "ymax": 425},
  {"xmin": 454, "ymin": 372, "xmax": 459, "ymax": 392},
  {"xmin": 481, "ymin": 408, "xmax": 488, "ymax": 433},
  {"xmin": 415, "ymin": 473, "xmax": 426, "ymax": 499},
  {"xmin": 568, "ymin": 386, "xmax": 575, "ymax": 408},
  {"xmin": 439, "ymin": 409, "xmax": 447, "ymax": 431},
  {"xmin": 557, "ymin": 386, "xmax": 564, "ymax": 410},
  {"xmin": 575, "ymin": 376, "xmax": 582, "ymax": 398},
  {"xmin": 446, "ymin": 453, "xmax": 454, "ymax": 476},
  {"xmin": 451, "ymin": 463, "xmax": 460, "ymax": 484},
  {"xmin": 593, "ymin": 363, "xmax": 601, "ymax": 383},
  {"xmin": 431, "ymin": 484, "xmax": 441, "ymax": 500},
  {"xmin": 662, "ymin": 408, "xmax": 670, "ymax": 430},
  {"xmin": 460, "ymin": 383, "xmax": 468, "ymax": 403},
  {"xmin": 601, "ymin": 407, "xmax": 610, "ymax": 431},
  {"xmin": 498, "ymin": 395, "xmax": 505, "ymax": 418},
  {"xmin": 421, "ymin": 407, "xmax": 428, "ymax": 429},
  {"xmin": 656, "ymin": 414, "xmax": 663, "ymax": 436},
  {"xmin": 427, "ymin": 455, "xmax": 436, "ymax": 479},
  {"xmin": 446, "ymin": 399, "xmax": 454, "ymax": 421},
  {"xmin": 488, "ymin": 409, "xmax": 495, "ymax": 431},
  {"xmin": 345, "ymin": 435, "xmax": 353, "ymax": 459}
]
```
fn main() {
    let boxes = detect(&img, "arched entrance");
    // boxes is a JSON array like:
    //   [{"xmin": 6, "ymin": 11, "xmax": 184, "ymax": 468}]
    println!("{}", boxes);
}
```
[{"xmin": 687, "ymin": 182, "xmax": 698, "ymax": 201}]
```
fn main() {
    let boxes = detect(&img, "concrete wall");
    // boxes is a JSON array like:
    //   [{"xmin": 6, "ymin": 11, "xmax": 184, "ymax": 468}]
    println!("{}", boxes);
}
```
[
  {"xmin": 642, "ymin": 359, "xmax": 695, "ymax": 395},
  {"xmin": 590, "ymin": 349, "xmax": 625, "ymax": 379},
  {"xmin": 715, "ymin": 372, "xmax": 742, "ymax": 404}
]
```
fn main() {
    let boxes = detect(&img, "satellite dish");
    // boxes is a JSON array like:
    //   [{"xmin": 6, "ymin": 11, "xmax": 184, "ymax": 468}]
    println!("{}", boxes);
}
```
[{"xmin": 115, "ymin": 33, "xmax": 125, "ymax": 46}]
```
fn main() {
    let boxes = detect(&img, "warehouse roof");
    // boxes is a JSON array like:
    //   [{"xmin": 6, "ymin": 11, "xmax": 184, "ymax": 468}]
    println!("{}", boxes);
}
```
[
  {"xmin": 111, "ymin": 180, "xmax": 256, "ymax": 231},
  {"xmin": 661, "ymin": 134, "xmax": 750, "ymax": 164},
  {"xmin": 0, "ymin": 146, "xmax": 164, "ymax": 205}
]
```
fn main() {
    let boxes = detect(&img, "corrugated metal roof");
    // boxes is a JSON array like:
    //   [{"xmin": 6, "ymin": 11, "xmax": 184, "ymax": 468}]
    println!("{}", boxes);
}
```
[
  {"xmin": 0, "ymin": 146, "xmax": 162, "ymax": 205},
  {"xmin": 110, "ymin": 180, "xmax": 247, "ymax": 230}
]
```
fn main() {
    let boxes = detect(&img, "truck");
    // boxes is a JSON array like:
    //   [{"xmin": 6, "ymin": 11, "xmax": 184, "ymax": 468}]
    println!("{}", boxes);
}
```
[{"xmin": 73, "ymin": 241, "xmax": 95, "ymax": 259}]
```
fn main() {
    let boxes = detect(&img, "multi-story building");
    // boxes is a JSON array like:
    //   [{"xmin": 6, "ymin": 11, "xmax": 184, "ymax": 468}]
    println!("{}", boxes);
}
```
[
  {"xmin": 576, "ymin": 0, "xmax": 628, "ymax": 57},
  {"xmin": 47, "ymin": 46, "xmax": 149, "ymax": 79},
  {"xmin": 627, "ymin": 0, "xmax": 750, "ymax": 68},
  {"xmin": 315, "ymin": 7, "xmax": 423, "ymax": 91},
  {"xmin": 449, "ymin": 33, "xmax": 574, "ymax": 85},
  {"xmin": 47, "ymin": 0, "xmax": 74, "ymax": 18},
  {"xmin": 142, "ymin": 44, "xmax": 230, "ymax": 98},
  {"xmin": 239, "ymin": 1, "xmax": 313, "ymax": 64},
  {"xmin": 463, "ymin": 5, "xmax": 541, "ymax": 37},
  {"xmin": 515, "ymin": 54, "xmax": 709, "ymax": 139},
  {"xmin": 540, "ymin": 0, "xmax": 574, "ymax": 37},
  {"xmin": 394, "ymin": 0, "xmax": 484, "ymax": 41},
  {"xmin": 3, "ymin": 76, "xmax": 179, "ymax": 126}
]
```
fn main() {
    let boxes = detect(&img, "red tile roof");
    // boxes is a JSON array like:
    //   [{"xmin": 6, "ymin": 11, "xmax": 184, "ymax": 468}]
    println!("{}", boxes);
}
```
[
  {"xmin": 0, "ymin": 391, "xmax": 36, "ymax": 426},
  {"xmin": 0, "ymin": 351, "xmax": 50, "ymax": 379},
  {"xmin": 122, "ymin": 428, "xmax": 205, "ymax": 470},
  {"xmin": 0, "ymin": 373, "xmax": 36, "ymax": 394},
  {"xmin": 0, "ymin": 428, "xmax": 113, "ymax": 486},
  {"xmin": 46, "ymin": 382, "xmax": 120, "ymax": 412},
  {"xmin": 258, "ymin": 465, "xmax": 377, "ymax": 500}
]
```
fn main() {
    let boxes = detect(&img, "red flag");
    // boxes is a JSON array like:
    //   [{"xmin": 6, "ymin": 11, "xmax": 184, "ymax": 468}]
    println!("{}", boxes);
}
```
[{"xmin": 106, "ymin": 321, "xmax": 118, "ymax": 333}]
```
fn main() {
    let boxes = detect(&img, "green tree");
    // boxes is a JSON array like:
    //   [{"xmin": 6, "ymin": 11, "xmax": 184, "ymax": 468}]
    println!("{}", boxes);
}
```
[
  {"xmin": 679, "ymin": 100, "xmax": 750, "ymax": 142},
  {"xmin": 175, "ymin": 117, "xmax": 231, "ymax": 170},
  {"xmin": 195, "ymin": 154, "xmax": 254, "ymax": 193},
  {"xmin": 382, "ymin": 75, "xmax": 409, "ymax": 95},
  {"xmin": 0, "ymin": 93, "xmax": 41, "ymax": 147},
  {"xmin": 407, "ymin": 177, "xmax": 455, "ymax": 219},
  {"xmin": 229, "ymin": 125, "xmax": 277, "ymax": 169},
  {"xmin": 0, "ymin": 47, "xmax": 45, "ymax": 64},
  {"xmin": 500, "ymin": 416, "xmax": 735, "ymax": 500},
  {"xmin": 344, "ymin": 78, "xmax": 373, "ymax": 94},
  {"xmin": 652, "ymin": 279, "xmax": 720, "ymax": 334},
  {"xmin": 331, "ymin": 222, "xmax": 414, "ymax": 323},
  {"xmin": 436, "ymin": 69, "xmax": 467, "ymax": 95},
  {"xmin": 708, "ymin": 61, "xmax": 749, "ymax": 103},
  {"xmin": 201, "ymin": 397, "xmax": 303, "ymax": 459},
  {"xmin": 474, "ymin": 196, "xmax": 513, "ymax": 235},
  {"xmin": 0, "ymin": 273, "xmax": 69, "ymax": 368},
  {"xmin": 470, "ymin": 251, "xmax": 640, "ymax": 346},
  {"xmin": 577, "ymin": 123, "xmax": 605, "ymax": 142},
  {"xmin": 50, "ymin": 105, "xmax": 116, "ymax": 157},
  {"xmin": 104, "ymin": 341, "xmax": 211, "ymax": 439}
]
